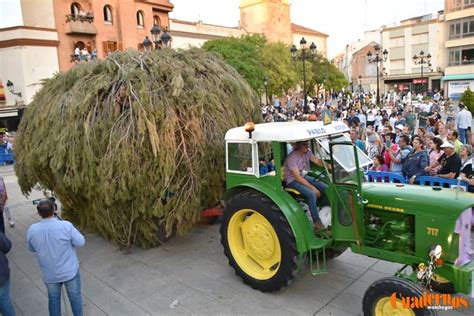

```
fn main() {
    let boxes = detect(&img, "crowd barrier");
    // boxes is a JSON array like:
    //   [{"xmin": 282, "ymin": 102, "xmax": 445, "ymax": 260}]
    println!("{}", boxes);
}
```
[{"xmin": 365, "ymin": 171, "xmax": 470, "ymax": 191}]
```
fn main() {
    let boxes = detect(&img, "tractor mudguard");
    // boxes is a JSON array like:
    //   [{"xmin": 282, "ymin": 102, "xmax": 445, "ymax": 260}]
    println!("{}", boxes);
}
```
[{"xmin": 222, "ymin": 183, "xmax": 315, "ymax": 255}]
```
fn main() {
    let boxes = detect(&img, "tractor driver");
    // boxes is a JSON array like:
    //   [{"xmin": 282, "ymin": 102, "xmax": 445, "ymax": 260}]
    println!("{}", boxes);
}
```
[{"xmin": 284, "ymin": 141, "xmax": 328, "ymax": 231}]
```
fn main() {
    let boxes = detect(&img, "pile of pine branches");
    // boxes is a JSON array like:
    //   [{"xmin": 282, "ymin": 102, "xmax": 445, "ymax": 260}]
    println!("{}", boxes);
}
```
[{"xmin": 14, "ymin": 48, "xmax": 259, "ymax": 248}]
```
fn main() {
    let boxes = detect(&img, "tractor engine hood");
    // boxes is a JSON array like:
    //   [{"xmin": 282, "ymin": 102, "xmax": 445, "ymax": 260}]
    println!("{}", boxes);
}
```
[{"xmin": 361, "ymin": 183, "xmax": 474, "ymax": 220}]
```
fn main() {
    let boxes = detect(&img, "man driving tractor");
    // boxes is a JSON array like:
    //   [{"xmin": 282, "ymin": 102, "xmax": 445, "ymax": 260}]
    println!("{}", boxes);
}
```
[{"xmin": 284, "ymin": 141, "xmax": 328, "ymax": 231}]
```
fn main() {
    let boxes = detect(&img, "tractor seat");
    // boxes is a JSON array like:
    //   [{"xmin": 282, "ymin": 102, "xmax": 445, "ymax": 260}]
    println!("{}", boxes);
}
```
[{"xmin": 284, "ymin": 187, "xmax": 302, "ymax": 196}]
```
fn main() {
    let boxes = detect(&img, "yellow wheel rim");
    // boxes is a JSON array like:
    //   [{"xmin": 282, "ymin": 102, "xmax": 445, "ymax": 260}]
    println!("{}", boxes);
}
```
[
  {"xmin": 374, "ymin": 297, "xmax": 415, "ymax": 316},
  {"xmin": 227, "ymin": 209, "xmax": 281, "ymax": 280}
]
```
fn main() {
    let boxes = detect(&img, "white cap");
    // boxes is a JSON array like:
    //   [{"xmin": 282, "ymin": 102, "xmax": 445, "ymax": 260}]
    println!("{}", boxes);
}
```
[
  {"xmin": 440, "ymin": 140, "xmax": 455, "ymax": 148},
  {"xmin": 395, "ymin": 124, "xmax": 404, "ymax": 130}
]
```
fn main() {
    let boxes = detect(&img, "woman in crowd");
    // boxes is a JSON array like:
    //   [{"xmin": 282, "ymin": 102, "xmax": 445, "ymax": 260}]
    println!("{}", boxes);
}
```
[
  {"xmin": 371, "ymin": 154, "xmax": 388, "ymax": 172},
  {"xmin": 425, "ymin": 137, "xmax": 444, "ymax": 176},
  {"xmin": 403, "ymin": 137, "xmax": 429, "ymax": 184},
  {"xmin": 459, "ymin": 144, "xmax": 472, "ymax": 175}
]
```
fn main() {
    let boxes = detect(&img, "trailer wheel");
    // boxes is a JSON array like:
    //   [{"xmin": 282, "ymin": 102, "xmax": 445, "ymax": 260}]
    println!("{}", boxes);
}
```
[
  {"xmin": 220, "ymin": 191, "xmax": 298, "ymax": 292},
  {"xmin": 362, "ymin": 277, "xmax": 436, "ymax": 316}
]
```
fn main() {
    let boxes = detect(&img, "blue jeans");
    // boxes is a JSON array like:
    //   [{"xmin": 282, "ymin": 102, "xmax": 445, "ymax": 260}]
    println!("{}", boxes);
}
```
[
  {"xmin": 287, "ymin": 176, "xmax": 328, "ymax": 222},
  {"xmin": 44, "ymin": 272, "xmax": 83, "ymax": 316},
  {"xmin": 0, "ymin": 279, "xmax": 15, "ymax": 316},
  {"xmin": 458, "ymin": 127, "xmax": 467, "ymax": 144}
]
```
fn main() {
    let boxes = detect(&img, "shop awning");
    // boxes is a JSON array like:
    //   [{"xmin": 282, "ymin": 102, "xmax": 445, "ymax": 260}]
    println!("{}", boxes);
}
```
[{"xmin": 442, "ymin": 74, "xmax": 474, "ymax": 81}]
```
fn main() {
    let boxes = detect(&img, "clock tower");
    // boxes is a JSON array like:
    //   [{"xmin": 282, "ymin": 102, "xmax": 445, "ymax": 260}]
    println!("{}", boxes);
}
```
[{"xmin": 240, "ymin": 0, "xmax": 292, "ymax": 44}]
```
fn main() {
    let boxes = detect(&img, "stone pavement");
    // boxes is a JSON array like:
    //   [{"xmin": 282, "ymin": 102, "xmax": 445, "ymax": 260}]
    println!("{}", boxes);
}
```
[{"xmin": 1, "ymin": 165, "xmax": 473, "ymax": 316}]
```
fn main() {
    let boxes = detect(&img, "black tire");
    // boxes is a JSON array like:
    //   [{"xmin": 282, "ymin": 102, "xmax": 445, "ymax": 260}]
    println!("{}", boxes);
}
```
[
  {"xmin": 362, "ymin": 277, "xmax": 436, "ymax": 316},
  {"xmin": 220, "ymin": 190, "xmax": 298, "ymax": 292},
  {"xmin": 430, "ymin": 275, "xmax": 455, "ymax": 294}
]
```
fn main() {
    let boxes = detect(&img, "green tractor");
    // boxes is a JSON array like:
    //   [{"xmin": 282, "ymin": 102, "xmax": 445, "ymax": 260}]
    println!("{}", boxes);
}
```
[{"xmin": 220, "ymin": 119, "xmax": 474, "ymax": 315}]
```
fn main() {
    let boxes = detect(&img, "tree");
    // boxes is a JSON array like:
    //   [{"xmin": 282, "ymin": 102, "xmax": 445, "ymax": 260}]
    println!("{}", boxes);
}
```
[
  {"xmin": 259, "ymin": 42, "xmax": 298, "ymax": 96},
  {"xmin": 202, "ymin": 35, "xmax": 266, "ymax": 91},
  {"xmin": 203, "ymin": 35, "xmax": 299, "ymax": 97},
  {"xmin": 306, "ymin": 53, "xmax": 349, "ymax": 95},
  {"xmin": 460, "ymin": 86, "xmax": 474, "ymax": 114}
]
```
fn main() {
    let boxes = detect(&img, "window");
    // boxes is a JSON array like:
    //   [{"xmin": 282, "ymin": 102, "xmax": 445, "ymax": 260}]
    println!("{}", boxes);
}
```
[
  {"xmin": 103, "ymin": 5, "xmax": 113, "ymax": 24},
  {"xmin": 226, "ymin": 142, "xmax": 255, "ymax": 174},
  {"xmin": 412, "ymin": 33, "xmax": 428, "ymax": 45},
  {"xmin": 465, "ymin": 0, "xmax": 474, "ymax": 7},
  {"xmin": 449, "ymin": 46, "xmax": 474, "ymax": 65},
  {"xmin": 450, "ymin": 18, "xmax": 474, "ymax": 39},
  {"xmin": 390, "ymin": 37, "xmax": 404, "ymax": 48},
  {"xmin": 71, "ymin": 3, "xmax": 81, "ymax": 16},
  {"xmin": 136, "ymin": 11, "xmax": 144, "ymax": 28},
  {"xmin": 449, "ymin": 49, "xmax": 461, "ymax": 66},
  {"xmin": 391, "ymin": 59, "xmax": 405, "ymax": 70},
  {"xmin": 153, "ymin": 15, "xmax": 161, "ymax": 27},
  {"xmin": 257, "ymin": 142, "xmax": 275, "ymax": 177}
]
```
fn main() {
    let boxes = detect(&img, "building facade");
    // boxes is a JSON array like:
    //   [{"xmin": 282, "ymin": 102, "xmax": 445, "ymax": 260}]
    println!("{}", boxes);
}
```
[
  {"xmin": 381, "ymin": 13, "xmax": 444, "ymax": 95},
  {"xmin": 351, "ymin": 42, "xmax": 381, "ymax": 94},
  {"xmin": 53, "ymin": 0, "xmax": 173, "ymax": 72},
  {"xmin": 442, "ymin": 0, "xmax": 474, "ymax": 100}
]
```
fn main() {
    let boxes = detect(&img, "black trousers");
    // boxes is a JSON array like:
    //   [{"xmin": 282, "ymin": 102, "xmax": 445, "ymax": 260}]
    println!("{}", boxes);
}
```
[{"xmin": 0, "ymin": 207, "xmax": 5, "ymax": 234}]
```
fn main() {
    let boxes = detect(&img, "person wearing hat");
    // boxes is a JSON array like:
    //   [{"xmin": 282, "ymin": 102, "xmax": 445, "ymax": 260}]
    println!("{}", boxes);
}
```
[
  {"xmin": 426, "ymin": 140, "xmax": 462, "ymax": 179},
  {"xmin": 456, "ymin": 102, "xmax": 472, "ymax": 145}
]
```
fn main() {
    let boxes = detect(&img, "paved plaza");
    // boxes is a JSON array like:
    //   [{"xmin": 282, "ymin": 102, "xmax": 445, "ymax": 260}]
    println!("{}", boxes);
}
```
[{"xmin": 2, "ymin": 165, "xmax": 473, "ymax": 316}]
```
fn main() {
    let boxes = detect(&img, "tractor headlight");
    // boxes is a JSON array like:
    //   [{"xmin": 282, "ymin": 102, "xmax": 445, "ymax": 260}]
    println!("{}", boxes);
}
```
[
  {"xmin": 429, "ymin": 244, "xmax": 442, "ymax": 260},
  {"xmin": 454, "ymin": 207, "xmax": 473, "ymax": 267}
]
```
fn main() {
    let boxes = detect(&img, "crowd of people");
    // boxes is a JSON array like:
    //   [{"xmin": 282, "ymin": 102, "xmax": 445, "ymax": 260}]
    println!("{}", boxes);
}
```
[{"xmin": 261, "ymin": 90, "xmax": 473, "ymax": 193}]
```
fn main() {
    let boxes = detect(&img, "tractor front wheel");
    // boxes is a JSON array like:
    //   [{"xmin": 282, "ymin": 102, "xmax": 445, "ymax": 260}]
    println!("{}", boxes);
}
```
[
  {"xmin": 362, "ymin": 277, "xmax": 436, "ymax": 316},
  {"xmin": 220, "ymin": 191, "xmax": 298, "ymax": 292}
]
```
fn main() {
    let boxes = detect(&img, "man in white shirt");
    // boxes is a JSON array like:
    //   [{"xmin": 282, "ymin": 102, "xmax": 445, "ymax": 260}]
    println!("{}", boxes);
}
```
[{"xmin": 456, "ymin": 102, "xmax": 472, "ymax": 144}]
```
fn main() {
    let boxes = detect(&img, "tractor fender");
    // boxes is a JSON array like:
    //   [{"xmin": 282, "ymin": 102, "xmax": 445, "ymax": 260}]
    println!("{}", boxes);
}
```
[{"xmin": 222, "ymin": 183, "xmax": 315, "ymax": 254}]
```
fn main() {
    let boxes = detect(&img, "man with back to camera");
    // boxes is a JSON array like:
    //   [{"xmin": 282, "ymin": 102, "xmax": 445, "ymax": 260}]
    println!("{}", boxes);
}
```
[
  {"xmin": 27, "ymin": 199, "xmax": 85, "ymax": 316},
  {"xmin": 456, "ymin": 102, "xmax": 472, "ymax": 145}
]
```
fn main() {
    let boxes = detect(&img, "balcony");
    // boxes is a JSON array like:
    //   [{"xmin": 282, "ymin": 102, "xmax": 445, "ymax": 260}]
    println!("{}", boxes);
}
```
[{"xmin": 65, "ymin": 14, "xmax": 97, "ymax": 35}]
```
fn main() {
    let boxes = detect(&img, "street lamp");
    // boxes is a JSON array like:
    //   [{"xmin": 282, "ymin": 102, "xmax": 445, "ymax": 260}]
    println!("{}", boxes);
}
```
[
  {"xmin": 367, "ymin": 45, "xmax": 388, "ymax": 106},
  {"xmin": 6, "ymin": 80, "xmax": 21, "ymax": 98},
  {"xmin": 291, "ymin": 37, "xmax": 317, "ymax": 112},
  {"xmin": 150, "ymin": 24, "xmax": 161, "ymax": 50},
  {"xmin": 263, "ymin": 76, "xmax": 269, "ymax": 105},
  {"xmin": 412, "ymin": 50, "xmax": 431, "ymax": 95},
  {"xmin": 358, "ymin": 75, "xmax": 362, "ymax": 92},
  {"xmin": 143, "ymin": 36, "xmax": 152, "ymax": 52},
  {"xmin": 145, "ymin": 25, "xmax": 172, "ymax": 51}
]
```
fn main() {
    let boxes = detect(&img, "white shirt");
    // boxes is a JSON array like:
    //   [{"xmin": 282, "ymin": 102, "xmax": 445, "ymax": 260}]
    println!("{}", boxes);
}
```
[
  {"xmin": 456, "ymin": 109, "xmax": 472, "ymax": 129},
  {"xmin": 423, "ymin": 103, "xmax": 432, "ymax": 113}
]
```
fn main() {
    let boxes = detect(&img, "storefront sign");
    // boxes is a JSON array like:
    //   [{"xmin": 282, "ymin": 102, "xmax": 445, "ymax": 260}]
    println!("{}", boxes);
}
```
[
  {"xmin": 412, "ymin": 78, "xmax": 427, "ymax": 84},
  {"xmin": 448, "ymin": 80, "xmax": 474, "ymax": 100}
]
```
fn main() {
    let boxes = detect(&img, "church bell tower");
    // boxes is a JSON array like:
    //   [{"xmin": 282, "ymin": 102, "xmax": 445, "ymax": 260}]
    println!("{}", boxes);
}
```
[{"xmin": 240, "ymin": 0, "xmax": 292, "ymax": 44}]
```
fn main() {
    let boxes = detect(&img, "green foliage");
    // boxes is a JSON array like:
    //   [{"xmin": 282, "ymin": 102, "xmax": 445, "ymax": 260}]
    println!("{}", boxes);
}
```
[
  {"xmin": 460, "ymin": 86, "xmax": 474, "ymax": 114},
  {"xmin": 14, "ymin": 48, "xmax": 260, "ymax": 249},
  {"xmin": 259, "ymin": 42, "xmax": 298, "ymax": 96},
  {"xmin": 204, "ymin": 35, "xmax": 298, "ymax": 96},
  {"xmin": 307, "ymin": 53, "xmax": 349, "ymax": 94},
  {"xmin": 202, "ymin": 35, "xmax": 266, "ymax": 91}
]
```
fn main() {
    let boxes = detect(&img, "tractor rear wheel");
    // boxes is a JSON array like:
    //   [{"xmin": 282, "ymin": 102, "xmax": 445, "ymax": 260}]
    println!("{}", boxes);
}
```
[
  {"xmin": 220, "ymin": 191, "xmax": 298, "ymax": 292},
  {"xmin": 362, "ymin": 277, "xmax": 436, "ymax": 316}
]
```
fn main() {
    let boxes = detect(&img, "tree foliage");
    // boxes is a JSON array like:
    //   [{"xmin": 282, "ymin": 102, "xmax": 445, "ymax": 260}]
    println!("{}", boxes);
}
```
[
  {"xmin": 14, "ymin": 48, "xmax": 260, "ymax": 249},
  {"xmin": 460, "ymin": 86, "xmax": 474, "ymax": 114},
  {"xmin": 203, "ymin": 35, "xmax": 349, "ymax": 98}
]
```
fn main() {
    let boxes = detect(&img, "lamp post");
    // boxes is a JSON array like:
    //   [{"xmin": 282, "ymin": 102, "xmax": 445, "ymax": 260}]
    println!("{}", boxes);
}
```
[
  {"xmin": 143, "ymin": 36, "xmax": 152, "ymax": 52},
  {"xmin": 367, "ymin": 45, "xmax": 388, "ymax": 106},
  {"xmin": 6, "ymin": 80, "xmax": 21, "ymax": 98},
  {"xmin": 358, "ymin": 75, "xmax": 362, "ymax": 93},
  {"xmin": 144, "ymin": 25, "xmax": 172, "ymax": 51},
  {"xmin": 263, "ymin": 76, "xmax": 269, "ymax": 105},
  {"xmin": 150, "ymin": 24, "xmax": 161, "ymax": 50},
  {"xmin": 291, "ymin": 38, "xmax": 317, "ymax": 112},
  {"xmin": 412, "ymin": 50, "xmax": 431, "ymax": 95}
]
